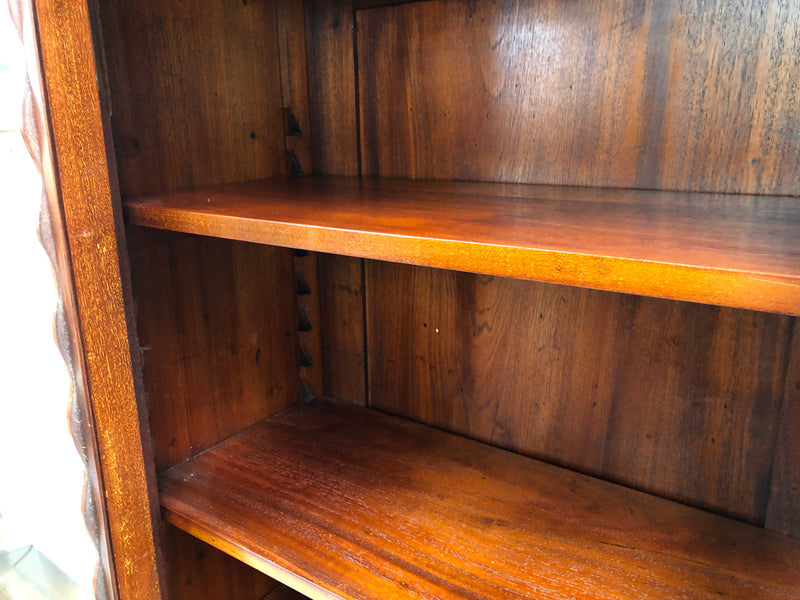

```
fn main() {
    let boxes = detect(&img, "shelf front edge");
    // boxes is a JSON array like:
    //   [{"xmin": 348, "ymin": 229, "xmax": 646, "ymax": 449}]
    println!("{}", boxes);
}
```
[{"xmin": 125, "ymin": 205, "xmax": 800, "ymax": 316}]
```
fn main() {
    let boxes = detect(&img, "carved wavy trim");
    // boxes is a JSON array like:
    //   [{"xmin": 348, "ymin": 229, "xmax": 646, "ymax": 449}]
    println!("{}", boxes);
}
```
[{"xmin": 9, "ymin": 0, "xmax": 112, "ymax": 597}]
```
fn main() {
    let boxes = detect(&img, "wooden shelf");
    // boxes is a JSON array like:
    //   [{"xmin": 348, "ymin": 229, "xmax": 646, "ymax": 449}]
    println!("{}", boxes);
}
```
[
  {"xmin": 160, "ymin": 397, "xmax": 800, "ymax": 600},
  {"xmin": 123, "ymin": 176, "xmax": 800, "ymax": 315}
]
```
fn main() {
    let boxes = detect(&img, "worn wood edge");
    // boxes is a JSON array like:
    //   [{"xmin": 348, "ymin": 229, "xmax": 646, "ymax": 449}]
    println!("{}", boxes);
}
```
[
  {"xmin": 123, "ymin": 203, "xmax": 799, "ymax": 316},
  {"xmin": 31, "ymin": 0, "xmax": 164, "ymax": 597},
  {"xmin": 162, "ymin": 509, "xmax": 337, "ymax": 600}
]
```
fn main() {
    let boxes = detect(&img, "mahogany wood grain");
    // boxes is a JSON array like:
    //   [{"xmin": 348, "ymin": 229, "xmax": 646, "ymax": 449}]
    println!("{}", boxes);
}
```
[
  {"xmin": 160, "ymin": 397, "xmax": 800, "ymax": 600},
  {"xmin": 164, "ymin": 526, "xmax": 278, "ymax": 600},
  {"xmin": 126, "ymin": 228, "xmax": 299, "ymax": 473},
  {"xmin": 317, "ymin": 254, "xmax": 367, "ymax": 404},
  {"xmin": 99, "ymin": 0, "xmax": 286, "ymax": 196},
  {"xmin": 278, "ymin": 0, "xmax": 313, "ymax": 175},
  {"xmin": 366, "ymin": 262, "xmax": 793, "ymax": 524},
  {"xmin": 765, "ymin": 318, "xmax": 800, "ymax": 537},
  {"xmin": 33, "ymin": 0, "xmax": 164, "ymax": 597},
  {"xmin": 357, "ymin": 0, "xmax": 800, "ymax": 196},
  {"xmin": 304, "ymin": 0, "xmax": 359, "ymax": 176},
  {"xmin": 124, "ymin": 175, "xmax": 800, "ymax": 315},
  {"xmin": 303, "ymin": 0, "xmax": 367, "ymax": 404}
]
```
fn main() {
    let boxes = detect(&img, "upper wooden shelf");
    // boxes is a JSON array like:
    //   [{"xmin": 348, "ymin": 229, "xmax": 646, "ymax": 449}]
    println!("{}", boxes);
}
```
[
  {"xmin": 160, "ymin": 397, "xmax": 800, "ymax": 599},
  {"xmin": 123, "ymin": 176, "xmax": 800, "ymax": 315}
]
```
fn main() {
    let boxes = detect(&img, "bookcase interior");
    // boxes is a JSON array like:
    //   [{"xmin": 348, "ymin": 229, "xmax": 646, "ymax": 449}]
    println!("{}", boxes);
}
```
[{"xmin": 94, "ymin": 0, "xmax": 800, "ymax": 598}]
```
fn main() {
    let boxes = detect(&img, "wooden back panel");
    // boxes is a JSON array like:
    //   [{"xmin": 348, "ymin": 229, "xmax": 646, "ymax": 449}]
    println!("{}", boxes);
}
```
[
  {"xmin": 358, "ymin": 0, "xmax": 800, "ymax": 195},
  {"xmin": 366, "ymin": 262, "xmax": 792, "ymax": 524},
  {"xmin": 330, "ymin": 0, "xmax": 800, "ymax": 532}
]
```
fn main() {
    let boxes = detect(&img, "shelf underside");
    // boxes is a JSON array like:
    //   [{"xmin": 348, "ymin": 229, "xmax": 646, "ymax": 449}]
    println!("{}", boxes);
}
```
[
  {"xmin": 124, "ymin": 176, "xmax": 800, "ymax": 315},
  {"xmin": 160, "ymin": 397, "xmax": 800, "ymax": 600}
]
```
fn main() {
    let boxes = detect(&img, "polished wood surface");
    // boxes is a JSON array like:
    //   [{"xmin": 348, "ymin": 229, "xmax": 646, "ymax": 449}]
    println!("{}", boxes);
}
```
[
  {"xmin": 349, "ymin": 0, "xmax": 800, "ymax": 542},
  {"xmin": 99, "ymin": 0, "xmax": 286, "ymax": 196},
  {"xmin": 366, "ymin": 262, "xmax": 793, "ymax": 524},
  {"xmin": 33, "ymin": 0, "xmax": 164, "ymax": 597},
  {"xmin": 38, "ymin": 0, "xmax": 800, "ymax": 597},
  {"xmin": 358, "ymin": 0, "xmax": 800, "ymax": 196},
  {"xmin": 161, "ymin": 397, "xmax": 800, "ymax": 600},
  {"xmin": 124, "ymin": 175, "xmax": 800, "ymax": 314},
  {"xmin": 127, "ymin": 228, "xmax": 299, "ymax": 473}
]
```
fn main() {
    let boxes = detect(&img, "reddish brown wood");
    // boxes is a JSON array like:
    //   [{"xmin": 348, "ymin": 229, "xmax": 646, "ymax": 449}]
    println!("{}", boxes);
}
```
[
  {"xmin": 37, "ymin": 0, "xmax": 800, "ymax": 597},
  {"xmin": 32, "ymin": 0, "xmax": 164, "ymax": 597},
  {"xmin": 317, "ymin": 254, "xmax": 367, "ymax": 404},
  {"xmin": 304, "ymin": 0, "xmax": 359, "ymax": 177},
  {"xmin": 126, "ymin": 228, "xmax": 299, "ymax": 473},
  {"xmin": 99, "ymin": 0, "xmax": 286, "ymax": 196},
  {"xmin": 766, "ymin": 318, "xmax": 800, "ymax": 537},
  {"xmin": 161, "ymin": 397, "xmax": 800, "ymax": 600},
  {"xmin": 366, "ymin": 262, "xmax": 793, "ymax": 524},
  {"xmin": 302, "ymin": 0, "xmax": 367, "ymax": 406},
  {"xmin": 358, "ymin": 0, "xmax": 800, "ymax": 196},
  {"xmin": 277, "ymin": 0, "xmax": 313, "ymax": 176},
  {"xmin": 164, "ymin": 526, "xmax": 278, "ymax": 600},
  {"xmin": 124, "ymin": 176, "xmax": 800, "ymax": 315}
]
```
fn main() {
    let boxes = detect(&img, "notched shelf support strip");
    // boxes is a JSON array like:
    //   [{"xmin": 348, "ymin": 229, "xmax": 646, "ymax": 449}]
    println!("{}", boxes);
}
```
[{"xmin": 291, "ymin": 250, "xmax": 323, "ymax": 403}]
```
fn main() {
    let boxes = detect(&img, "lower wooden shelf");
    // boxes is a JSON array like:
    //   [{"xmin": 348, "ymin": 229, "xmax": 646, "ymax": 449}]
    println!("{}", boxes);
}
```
[{"xmin": 160, "ymin": 397, "xmax": 800, "ymax": 599}]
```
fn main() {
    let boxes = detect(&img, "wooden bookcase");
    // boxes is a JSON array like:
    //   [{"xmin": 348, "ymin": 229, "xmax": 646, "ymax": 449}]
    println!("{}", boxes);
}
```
[{"xmin": 32, "ymin": 0, "xmax": 800, "ymax": 598}]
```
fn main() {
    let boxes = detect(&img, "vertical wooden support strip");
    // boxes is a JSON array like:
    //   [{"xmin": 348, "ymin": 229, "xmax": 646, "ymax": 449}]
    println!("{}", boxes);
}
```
[
  {"xmin": 277, "ymin": 0, "xmax": 313, "ymax": 174},
  {"xmin": 29, "ymin": 0, "xmax": 163, "ymax": 597},
  {"xmin": 292, "ymin": 251, "xmax": 324, "ymax": 400}
]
